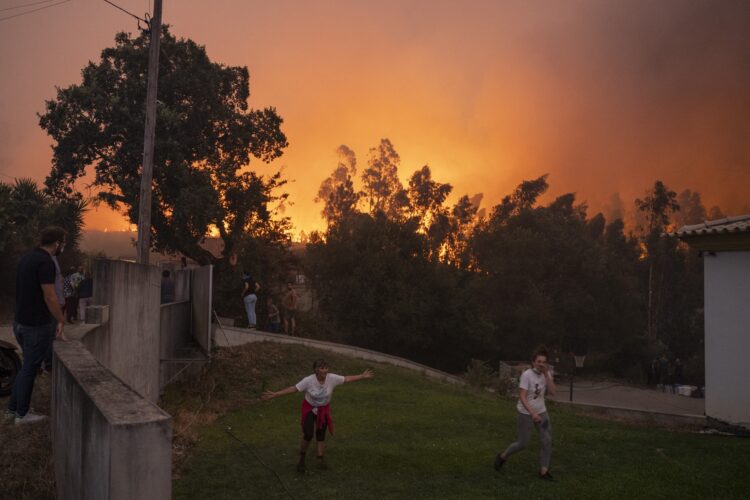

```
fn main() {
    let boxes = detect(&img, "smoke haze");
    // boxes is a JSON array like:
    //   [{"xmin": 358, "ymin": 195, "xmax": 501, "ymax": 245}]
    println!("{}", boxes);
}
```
[{"xmin": 1, "ymin": 0, "xmax": 748, "ymax": 233}]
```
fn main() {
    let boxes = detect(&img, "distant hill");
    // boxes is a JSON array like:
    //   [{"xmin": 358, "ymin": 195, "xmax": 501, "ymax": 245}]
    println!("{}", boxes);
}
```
[
  {"xmin": 80, "ymin": 230, "xmax": 138, "ymax": 260},
  {"xmin": 79, "ymin": 230, "xmax": 224, "ymax": 264}
]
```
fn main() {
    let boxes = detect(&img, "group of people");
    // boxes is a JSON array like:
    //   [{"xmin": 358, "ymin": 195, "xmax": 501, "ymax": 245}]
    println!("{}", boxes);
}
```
[
  {"xmin": 263, "ymin": 346, "xmax": 557, "ymax": 480},
  {"xmin": 8, "ymin": 226, "xmax": 557, "ymax": 482},
  {"xmin": 242, "ymin": 274, "xmax": 298, "ymax": 335}
]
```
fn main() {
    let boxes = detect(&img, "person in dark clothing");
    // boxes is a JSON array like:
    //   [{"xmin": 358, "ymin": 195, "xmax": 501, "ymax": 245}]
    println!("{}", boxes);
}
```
[
  {"xmin": 77, "ymin": 271, "xmax": 93, "ymax": 322},
  {"xmin": 63, "ymin": 269, "xmax": 77, "ymax": 323},
  {"xmin": 267, "ymin": 297, "xmax": 281, "ymax": 333},
  {"xmin": 161, "ymin": 270, "xmax": 176, "ymax": 304},
  {"xmin": 673, "ymin": 358, "xmax": 684, "ymax": 385},
  {"xmin": 6, "ymin": 226, "xmax": 67, "ymax": 425}
]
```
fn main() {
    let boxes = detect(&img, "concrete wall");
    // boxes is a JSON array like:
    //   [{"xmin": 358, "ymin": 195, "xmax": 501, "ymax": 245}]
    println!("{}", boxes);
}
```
[
  {"xmin": 214, "ymin": 325, "xmax": 464, "ymax": 385},
  {"xmin": 159, "ymin": 300, "xmax": 192, "ymax": 389},
  {"xmin": 704, "ymin": 251, "xmax": 750, "ymax": 429},
  {"xmin": 191, "ymin": 265, "xmax": 213, "ymax": 354},
  {"xmin": 88, "ymin": 260, "xmax": 162, "ymax": 402},
  {"xmin": 173, "ymin": 269, "xmax": 191, "ymax": 302},
  {"xmin": 53, "ymin": 338, "xmax": 171, "ymax": 500}
]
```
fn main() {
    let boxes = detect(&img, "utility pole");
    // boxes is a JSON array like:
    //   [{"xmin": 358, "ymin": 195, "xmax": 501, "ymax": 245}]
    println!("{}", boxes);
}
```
[{"xmin": 136, "ymin": 0, "xmax": 163, "ymax": 265}]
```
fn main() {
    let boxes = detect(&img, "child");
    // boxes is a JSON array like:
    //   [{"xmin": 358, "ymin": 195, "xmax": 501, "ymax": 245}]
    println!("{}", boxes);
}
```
[
  {"xmin": 267, "ymin": 297, "xmax": 281, "ymax": 333},
  {"xmin": 262, "ymin": 359, "xmax": 374, "ymax": 472},
  {"xmin": 495, "ymin": 346, "xmax": 557, "ymax": 480}
]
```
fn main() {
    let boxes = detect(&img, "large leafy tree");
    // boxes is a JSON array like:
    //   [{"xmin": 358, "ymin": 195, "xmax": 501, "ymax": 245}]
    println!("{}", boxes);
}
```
[{"xmin": 39, "ymin": 27, "xmax": 289, "ymax": 265}]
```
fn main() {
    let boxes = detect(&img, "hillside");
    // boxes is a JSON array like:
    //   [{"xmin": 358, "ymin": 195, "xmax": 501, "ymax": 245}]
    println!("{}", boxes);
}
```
[{"xmin": 162, "ymin": 343, "xmax": 750, "ymax": 499}]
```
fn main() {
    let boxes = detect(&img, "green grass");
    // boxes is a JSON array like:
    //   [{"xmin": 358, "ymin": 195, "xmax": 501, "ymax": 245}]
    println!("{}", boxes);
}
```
[{"xmin": 167, "ymin": 343, "xmax": 750, "ymax": 499}]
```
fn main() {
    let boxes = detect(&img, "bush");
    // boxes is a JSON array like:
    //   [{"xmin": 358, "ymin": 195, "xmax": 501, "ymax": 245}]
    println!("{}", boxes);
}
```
[{"xmin": 464, "ymin": 359, "xmax": 495, "ymax": 388}]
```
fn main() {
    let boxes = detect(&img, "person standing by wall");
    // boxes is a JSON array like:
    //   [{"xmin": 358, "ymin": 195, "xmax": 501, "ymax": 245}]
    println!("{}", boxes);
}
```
[
  {"xmin": 160, "ymin": 270, "xmax": 176, "ymax": 304},
  {"xmin": 282, "ymin": 282, "xmax": 298, "ymax": 335},
  {"xmin": 63, "ymin": 267, "xmax": 78, "ymax": 323},
  {"xmin": 242, "ymin": 272, "xmax": 260, "ymax": 328},
  {"xmin": 494, "ymin": 346, "xmax": 556, "ymax": 480},
  {"xmin": 77, "ymin": 271, "xmax": 93, "ymax": 323},
  {"xmin": 266, "ymin": 297, "xmax": 281, "ymax": 333},
  {"xmin": 6, "ymin": 226, "xmax": 68, "ymax": 424}
]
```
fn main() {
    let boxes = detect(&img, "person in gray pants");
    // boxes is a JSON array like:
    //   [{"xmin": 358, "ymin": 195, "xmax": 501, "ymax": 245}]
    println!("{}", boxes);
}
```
[{"xmin": 494, "ymin": 346, "xmax": 557, "ymax": 480}]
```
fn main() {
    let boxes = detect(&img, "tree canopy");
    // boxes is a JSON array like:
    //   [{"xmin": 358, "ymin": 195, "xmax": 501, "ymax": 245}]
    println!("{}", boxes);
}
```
[
  {"xmin": 0, "ymin": 178, "xmax": 87, "ymax": 300},
  {"xmin": 39, "ymin": 27, "xmax": 289, "ymax": 265},
  {"xmin": 309, "ymin": 142, "xmax": 708, "ymax": 380}
]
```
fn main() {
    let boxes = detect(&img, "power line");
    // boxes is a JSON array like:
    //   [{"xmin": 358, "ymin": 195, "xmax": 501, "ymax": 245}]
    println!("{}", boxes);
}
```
[
  {"xmin": 101, "ymin": 0, "xmax": 146, "ymax": 23},
  {"xmin": 0, "ymin": 0, "xmax": 69, "ymax": 22},
  {"xmin": 0, "ymin": 0, "xmax": 57, "ymax": 13}
]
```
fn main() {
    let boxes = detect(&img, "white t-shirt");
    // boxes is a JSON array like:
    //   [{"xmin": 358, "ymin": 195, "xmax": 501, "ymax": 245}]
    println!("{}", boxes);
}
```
[
  {"xmin": 295, "ymin": 373, "xmax": 346, "ymax": 407},
  {"xmin": 516, "ymin": 368, "xmax": 550, "ymax": 415}
]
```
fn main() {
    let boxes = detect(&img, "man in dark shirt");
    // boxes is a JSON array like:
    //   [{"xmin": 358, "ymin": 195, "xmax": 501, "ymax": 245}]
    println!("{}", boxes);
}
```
[
  {"xmin": 161, "ymin": 269, "xmax": 176, "ymax": 304},
  {"xmin": 6, "ymin": 226, "xmax": 67, "ymax": 424}
]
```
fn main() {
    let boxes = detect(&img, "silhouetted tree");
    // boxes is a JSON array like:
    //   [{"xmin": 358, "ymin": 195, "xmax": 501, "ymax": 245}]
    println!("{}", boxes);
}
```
[
  {"xmin": 39, "ymin": 27, "xmax": 290, "ymax": 267},
  {"xmin": 361, "ymin": 139, "xmax": 408, "ymax": 220},
  {"xmin": 315, "ymin": 145, "xmax": 361, "ymax": 227}
]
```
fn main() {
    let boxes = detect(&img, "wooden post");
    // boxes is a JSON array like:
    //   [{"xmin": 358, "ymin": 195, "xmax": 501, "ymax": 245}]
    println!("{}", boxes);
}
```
[{"xmin": 136, "ymin": 0, "xmax": 163, "ymax": 265}]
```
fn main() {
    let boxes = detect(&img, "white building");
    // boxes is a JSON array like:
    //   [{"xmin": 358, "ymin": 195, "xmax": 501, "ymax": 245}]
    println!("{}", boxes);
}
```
[{"xmin": 675, "ymin": 215, "xmax": 750, "ymax": 431}]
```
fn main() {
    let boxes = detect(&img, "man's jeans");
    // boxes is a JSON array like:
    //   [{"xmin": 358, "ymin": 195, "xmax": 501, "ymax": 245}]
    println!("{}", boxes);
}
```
[{"xmin": 7, "ymin": 321, "xmax": 55, "ymax": 417}]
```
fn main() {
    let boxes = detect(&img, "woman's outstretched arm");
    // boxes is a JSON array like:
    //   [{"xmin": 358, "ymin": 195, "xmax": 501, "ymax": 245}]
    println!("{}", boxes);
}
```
[
  {"xmin": 262, "ymin": 385, "xmax": 298, "ymax": 400},
  {"xmin": 344, "ymin": 369, "xmax": 375, "ymax": 383}
]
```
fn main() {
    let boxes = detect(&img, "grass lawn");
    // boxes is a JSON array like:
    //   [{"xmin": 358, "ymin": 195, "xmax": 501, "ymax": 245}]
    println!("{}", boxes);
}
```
[{"xmin": 165, "ymin": 343, "xmax": 750, "ymax": 499}]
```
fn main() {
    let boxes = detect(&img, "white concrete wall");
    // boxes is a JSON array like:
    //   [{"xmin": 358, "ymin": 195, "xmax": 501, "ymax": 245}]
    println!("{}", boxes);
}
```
[
  {"xmin": 90, "ymin": 260, "xmax": 161, "ymax": 403},
  {"xmin": 159, "ymin": 301, "xmax": 192, "ymax": 389},
  {"xmin": 53, "ymin": 338, "xmax": 172, "ymax": 500},
  {"xmin": 704, "ymin": 251, "xmax": 750, "ymax": 429}
]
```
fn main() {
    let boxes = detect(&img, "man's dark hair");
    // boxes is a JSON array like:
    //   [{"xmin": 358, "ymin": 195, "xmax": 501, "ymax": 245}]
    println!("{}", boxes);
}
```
[
  {"xmin": 162, "ymin": 270, "xmax": 171, "ymax": 278},
  {"xmin": 312, "ymin": 358, "xmax": 329, "ymax": 371},
  {"xmin": 533, "ymin": 346, "xmax": 549, "ymax": 361},
  {"xmin": 40, "ymin": 226, "xmax": 67, "ymax": 246}
]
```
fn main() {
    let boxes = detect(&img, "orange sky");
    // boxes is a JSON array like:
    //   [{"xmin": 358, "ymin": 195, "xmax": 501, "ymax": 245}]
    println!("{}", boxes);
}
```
[{"xmin": 1, "ymin": 0, "xmax": 749, "ymax": 236}]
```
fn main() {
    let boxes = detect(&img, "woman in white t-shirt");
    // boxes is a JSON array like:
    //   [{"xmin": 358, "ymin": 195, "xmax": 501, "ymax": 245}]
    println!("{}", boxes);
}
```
[
  {"xmin": 494, "ymin": 347, "xmax": 557, "ymax": 480},
  {"xmin": 262, "ymin": 358, "xmax": 374, "ymax": 472}
]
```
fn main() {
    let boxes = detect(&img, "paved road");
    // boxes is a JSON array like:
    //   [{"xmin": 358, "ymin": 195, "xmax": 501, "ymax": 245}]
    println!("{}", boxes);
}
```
[{"xmin": 550, "ymin": 378, "xmax": 704, "ymax": 416}]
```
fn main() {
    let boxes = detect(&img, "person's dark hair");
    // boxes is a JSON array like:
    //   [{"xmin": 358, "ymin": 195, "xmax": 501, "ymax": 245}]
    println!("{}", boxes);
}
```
[
  {"xmin": 40, "ymin": 226, "xmax": 67, "ymax": 246},
  {"xmin": 162, "ymin": 270, "xmax": 171, "ymax": 278},
  {"xmin": 312, "ymin": 358, "xmax": 329, "ymax": 371},
  {"xmin": 533, "ymin": 346, "xmax": 549, "ymax": 361}
]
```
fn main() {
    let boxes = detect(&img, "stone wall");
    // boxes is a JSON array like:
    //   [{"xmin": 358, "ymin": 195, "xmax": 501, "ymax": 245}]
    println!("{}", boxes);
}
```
[{"xmin": 53, "ymin": 338, "xmax": 171, "ymax": 500}]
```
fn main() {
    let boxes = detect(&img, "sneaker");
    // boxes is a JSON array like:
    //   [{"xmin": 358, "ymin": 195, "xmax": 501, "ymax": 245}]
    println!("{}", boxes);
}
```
[
  {"xmin": 317, "ymin": 456, "xmax": 329, "ymax": 470},
  {"xmin": 3, "ymin": 409, "xmax": 15, "ymax": 422},
  {"xmin": 14, "ymin": 411, "xmax": 48, "ymax": 425},
  {"xmin": 539, "ymin": 471, "xmax": 554, "ymax": 481},
  {"xmin": 493, "ymin": 453, "xmax": 506, "ymax": 472}
]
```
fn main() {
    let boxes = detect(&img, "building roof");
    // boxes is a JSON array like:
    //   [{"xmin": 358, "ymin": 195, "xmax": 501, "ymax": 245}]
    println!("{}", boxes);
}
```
[
  {"xmin": 674, "ymin": 214, "xmax": 750, "ymax": 237},
  {"xmin": 672, "ymin": 214, "xmax": 750, "ymax": 251}
]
